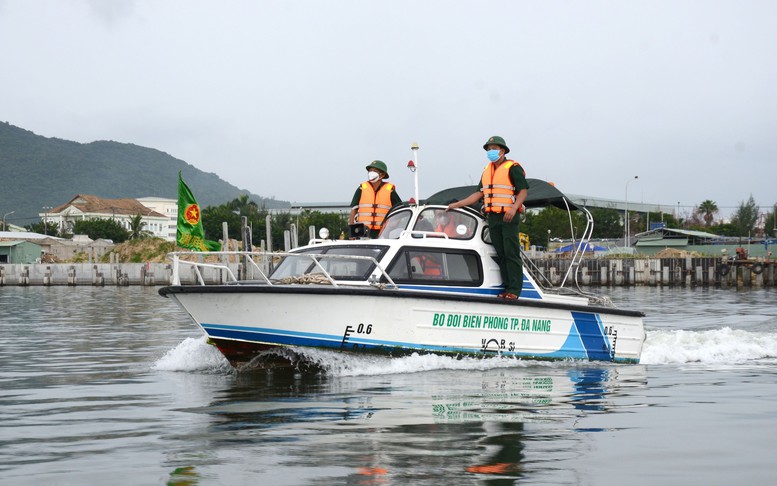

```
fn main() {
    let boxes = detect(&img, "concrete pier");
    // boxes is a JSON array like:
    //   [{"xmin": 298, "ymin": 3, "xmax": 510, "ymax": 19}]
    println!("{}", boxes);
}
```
[
  {"xmin": 1, "ymin": 257, "xmax": 774, "ymax": 288},
  {"xmin": 529, "ymin": 257, "xmax": 775, "ymax": 289},
  {"xmin": 0, "ymin": 262, "xmax": 243, "ymax": 286}
]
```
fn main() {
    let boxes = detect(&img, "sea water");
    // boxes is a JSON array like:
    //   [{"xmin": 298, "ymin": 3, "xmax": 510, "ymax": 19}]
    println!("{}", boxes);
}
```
[{"xmin": 0, "ymin": 286, "xmax": 775, "ymax": 485}]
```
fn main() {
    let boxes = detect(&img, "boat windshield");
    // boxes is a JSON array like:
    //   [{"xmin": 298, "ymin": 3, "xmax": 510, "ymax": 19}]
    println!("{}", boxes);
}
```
[
  {"xmin": 377, "ymin": 209, "xmax": 412, "ymax": 239},
  {"xmin": 413, "ymin": 208, "xmax": 477, "ymax": 239},
  {"xmin": 269, "ymin": 246, "xmax": 387, "ymax": 281}
]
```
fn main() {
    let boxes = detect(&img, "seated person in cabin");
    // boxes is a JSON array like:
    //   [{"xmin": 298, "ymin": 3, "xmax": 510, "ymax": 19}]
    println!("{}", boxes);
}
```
[
  {"xmin": 421, "ymin": 254, "xmax": 442, "ymax": 277},
  {"xmin": 409, "ymin": 253, "xmax": 444, "ymax": 278},
  {"xmin": 413, "ymin": 214, "xmax": 435, "ymax": 234},
  {"xmin": 434, "ymin": 211, "xmax": 460, "ymax": 238}
]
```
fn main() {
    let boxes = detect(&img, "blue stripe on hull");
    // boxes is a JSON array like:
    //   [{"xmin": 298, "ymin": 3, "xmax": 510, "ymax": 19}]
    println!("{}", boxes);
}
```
[
  {"xmin": 396, "ymin": 284, "xmax": 542, "ymax": 300},
  {"xmin": 570, "ymin": 311, "xmax": 612, "ymax": 361},
  {"xmin": 202, "ymin": 310, "xmax": 626, "ymax": 363},
  {"xmin": 203, "ymin": 324, "xmax": 477, "ymax": 354},
  {"xmin": 397, "ymin": 274, "xmax": 542, "ymax": 299}
]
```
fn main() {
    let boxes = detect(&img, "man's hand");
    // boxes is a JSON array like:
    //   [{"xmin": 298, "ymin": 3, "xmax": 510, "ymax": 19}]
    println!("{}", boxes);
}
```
[{"xmin": 503, "ymin": 206, "xmax": 518, "ymax": 223}]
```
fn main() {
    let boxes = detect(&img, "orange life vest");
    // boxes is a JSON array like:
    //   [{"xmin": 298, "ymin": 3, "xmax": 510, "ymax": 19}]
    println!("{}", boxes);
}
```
[
  {"xmin": 481, "ymin": 160, "xmax": 524, "ymax": 213},
  {"xmin": 356, "ymin": 182, "xmax": 395, "ymax": 230},
  {"xmin": 434, "ymin": 222, "xmax": 458, "ymax": 238},
  {"xmin": 420, "ymin": 255, "xmax": 442, "ymax": 276}
]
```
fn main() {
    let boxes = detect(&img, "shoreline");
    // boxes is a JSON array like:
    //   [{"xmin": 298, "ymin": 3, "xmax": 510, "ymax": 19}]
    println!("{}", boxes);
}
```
[{"xmin": 2, "ymin": 257, "xmax": 775, "ymax": 288}]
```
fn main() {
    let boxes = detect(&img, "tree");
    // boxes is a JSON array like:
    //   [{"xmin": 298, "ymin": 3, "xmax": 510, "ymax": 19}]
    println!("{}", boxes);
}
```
[
  {"xmin": 588, "ymin": 207, "xmax": 624, "ymax": 239},
  {"xmin": 661, "ymin": 213, "xmax": 681, "ymax": 229},
  {"xmin": 201, "ymin": 195, "xmax": 271, "ymax": 246},
  {"xmin": 227, "ymin": 194, "xmax": 261, "ymax": 216},
  {"xmin": 730, "ymin": 195, "xmax": 759, "ymax": 236},
  {"xmin": 267, "ymin": 212, "xmax": 293, "ymax": 250},
  {"xmin": 201, "ymin": 204, "xmax": 243, "ymax": 241},
  {"xmin": 296, "ymin": 210, "xmax": 349, "ymax": 245},
  {"xmin": 696, "ymin": 200, "xmax": 719, "ymax": 227},
  {"xmin": 766, "ymin": 207, "xmax": 777, "ymax": 238},
  {"xmin": 25, "ymin": 221, "xmax": 60, "ymax": 237},
  {"xmin": 710, "ymin": 222, "xmax": 739, "ymax": 237},
  {"xmin": 128, "ymin": 214, "xmax": 153, "ymax": 240},
  {"xmin": 522, "ymin": 206, "xmax": 586, "ymax": 247},
  {"xmin": 72, "ymin": 218, "xmax": 130, "ymax": 243}
]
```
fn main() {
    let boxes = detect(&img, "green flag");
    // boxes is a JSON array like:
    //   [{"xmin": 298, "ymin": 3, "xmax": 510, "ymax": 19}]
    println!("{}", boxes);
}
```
[{"xmin": 177, "ymin": 172, "xmax": 221, "ymax": 252}]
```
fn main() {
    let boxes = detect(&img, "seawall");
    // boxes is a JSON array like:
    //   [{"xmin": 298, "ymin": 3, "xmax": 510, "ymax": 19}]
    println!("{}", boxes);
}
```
[
  {"xmin": 0, "ymin": 261, "xmax": 244, "ymax": 287},
  {"xmin": 528, "ymin": 257, "xmax": 775, "ymax": 289},
  {"xmin": 0, "ymin": 257, "xmax": 774, "ymax": 288}
]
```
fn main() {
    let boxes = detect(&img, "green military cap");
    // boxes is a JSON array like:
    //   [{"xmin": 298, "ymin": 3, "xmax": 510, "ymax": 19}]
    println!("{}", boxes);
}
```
[
  {"xmin": 365, "ymin": 160, "xmax": 389, "ymax": 178},
  {"xmin": 483, "ymin": 135, "xmax": 510, "ymax": 154}
]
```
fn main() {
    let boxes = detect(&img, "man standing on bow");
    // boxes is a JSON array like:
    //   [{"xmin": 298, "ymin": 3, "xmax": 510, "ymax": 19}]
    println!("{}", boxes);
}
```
[
  {"xmin": 349, "ymin": 160, "xmax": 402, "ymax": 238},
  {"xmin": 447, "ymin": 136, "xmax": 529, "ymax": 299}
]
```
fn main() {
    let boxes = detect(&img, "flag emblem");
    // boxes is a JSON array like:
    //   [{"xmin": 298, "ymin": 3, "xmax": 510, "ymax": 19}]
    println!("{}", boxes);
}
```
[
  {"xmin": 177, "ymin": 171, "xmax": 221, "ymax": 252},
  {"xmin": 183, "ymin": 204, "xmax": 200, "ymax": 225}
]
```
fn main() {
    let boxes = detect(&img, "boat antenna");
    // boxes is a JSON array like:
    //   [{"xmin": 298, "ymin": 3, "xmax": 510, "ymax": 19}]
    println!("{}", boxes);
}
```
[{"xmin": 408, "ymin": 142, "xmax": 419, "ymax": 206}]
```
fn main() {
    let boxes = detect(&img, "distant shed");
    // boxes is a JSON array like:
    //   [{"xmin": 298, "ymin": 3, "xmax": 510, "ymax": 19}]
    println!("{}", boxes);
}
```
[{"xmin": 0, "ymin": 240, "xmax": 43, "ymax": 264}]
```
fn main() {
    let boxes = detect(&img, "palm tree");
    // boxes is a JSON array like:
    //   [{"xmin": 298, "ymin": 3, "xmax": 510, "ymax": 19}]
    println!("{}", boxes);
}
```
[
  {"xmin": 697, "ymin": 200, "xmax": 719, "ymax": 227},
  {"xmin": 128, "ymin": 214, "xmax": 151, "ymax": 240},
  {"xmin": 228, "ymin": 194, "xmax": 260, "ymax": 216}
]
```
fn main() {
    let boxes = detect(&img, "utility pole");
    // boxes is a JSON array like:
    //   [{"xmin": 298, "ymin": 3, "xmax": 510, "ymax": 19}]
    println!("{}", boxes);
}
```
[
  {"xmin": 2, "ymin": 211, "xmax": 14, "ymax": 231},
  {"xmin": 624, "ymin": 176, "xmax": 638, "ymax": 247}
]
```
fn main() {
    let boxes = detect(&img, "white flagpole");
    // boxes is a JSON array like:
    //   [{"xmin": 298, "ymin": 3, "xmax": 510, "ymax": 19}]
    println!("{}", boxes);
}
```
[{"xmin": 411, "ymin": 142, "xmax": 419, "ymax": 205}]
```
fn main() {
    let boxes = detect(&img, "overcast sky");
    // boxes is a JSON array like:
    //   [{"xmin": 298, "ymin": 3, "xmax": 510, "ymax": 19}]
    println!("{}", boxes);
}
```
[{"xmin": 2, "ymin": 0, "xmax": 775, "ymax": 218}]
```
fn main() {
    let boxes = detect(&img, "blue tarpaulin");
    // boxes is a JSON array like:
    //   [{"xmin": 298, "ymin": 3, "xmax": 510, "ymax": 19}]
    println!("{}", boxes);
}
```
[{"xmin": 555, "ymin": 242, "xmax": 608, "ymax": 253}]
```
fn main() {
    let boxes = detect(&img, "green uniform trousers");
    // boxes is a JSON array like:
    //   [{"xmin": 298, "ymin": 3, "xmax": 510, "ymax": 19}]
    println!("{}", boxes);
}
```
[{"xmin": 487, "ymin": 213, "xmax": 523, "ymax": 296}]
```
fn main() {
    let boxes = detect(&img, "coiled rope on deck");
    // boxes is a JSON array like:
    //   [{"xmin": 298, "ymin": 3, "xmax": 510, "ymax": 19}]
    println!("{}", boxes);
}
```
[{"xmin": 274, "ymin": 274, "xmax": 334, "ymax": 285}]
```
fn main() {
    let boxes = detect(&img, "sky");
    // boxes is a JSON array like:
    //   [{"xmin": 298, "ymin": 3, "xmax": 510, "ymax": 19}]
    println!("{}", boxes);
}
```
[{"xmin": 2, "ymin": 0, "xmax": 776, "ymax": 219}]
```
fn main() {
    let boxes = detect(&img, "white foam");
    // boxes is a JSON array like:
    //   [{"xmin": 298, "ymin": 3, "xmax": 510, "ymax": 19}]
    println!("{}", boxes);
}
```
[
  {"xmin": 152, "ymin": 328, "xmax": 777, "ymax": 374},
  {"xmin": 641, "ymin": 327, "xmax": 777, "ymax": 365},
  {"xmin": 151, "ymin": 336, "xmax": 232, "ymax": 372},
  {"xmin": 294, "ymin": 348, "xmax": 556, "ymax": 377}
]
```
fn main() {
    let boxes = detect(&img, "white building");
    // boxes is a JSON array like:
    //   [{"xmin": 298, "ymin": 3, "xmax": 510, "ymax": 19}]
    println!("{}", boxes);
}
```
[
  {"xmin": 136, "ymin": 197, "xmax": 178, "ymax": 241},
  {"xmin": 41, "ymin": 195, "xmax": 177, "ymax": 242}
]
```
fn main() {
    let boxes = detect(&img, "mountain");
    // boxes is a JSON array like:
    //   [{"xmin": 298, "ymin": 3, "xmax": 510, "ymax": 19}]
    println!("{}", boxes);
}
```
[{"xmin": 0, "ymin": 121, "xmax": 289, "ymax": 224}]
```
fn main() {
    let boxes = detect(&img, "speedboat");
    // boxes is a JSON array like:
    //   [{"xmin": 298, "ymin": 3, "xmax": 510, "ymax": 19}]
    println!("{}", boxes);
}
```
[{"xmin": 159, "ymin": 179, "xmax": 645, "ymax": 369}]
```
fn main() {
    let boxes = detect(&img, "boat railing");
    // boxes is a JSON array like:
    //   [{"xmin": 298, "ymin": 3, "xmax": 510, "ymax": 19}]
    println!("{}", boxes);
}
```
[
  {"xmin": 168, "ymin": 251, "xmax": 398, "ymax": 289},
  {"xmin": 398, "ymin": 229, "xmax": 451, "ymax": 239},
  {"xmin": 522, "ymin": 204, "xmax": 614, "ymax": 307}
]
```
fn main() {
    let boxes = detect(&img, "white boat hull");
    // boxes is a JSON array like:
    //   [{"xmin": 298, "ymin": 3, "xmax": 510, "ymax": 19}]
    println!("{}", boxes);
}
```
[{"xmin": 163, "ymin": 285, "xmax": 645, "ymax": 367}]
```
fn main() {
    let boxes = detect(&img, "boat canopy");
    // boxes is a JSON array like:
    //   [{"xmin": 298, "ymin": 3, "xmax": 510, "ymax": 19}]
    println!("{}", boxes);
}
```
[{"xmin": 424, "ymin": 179, "xmax": 579, "ymax": 211}]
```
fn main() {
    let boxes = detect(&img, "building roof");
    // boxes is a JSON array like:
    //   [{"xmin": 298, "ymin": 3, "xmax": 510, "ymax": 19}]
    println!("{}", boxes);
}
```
[
  {"xmin": 51, "ymin": 195, "xmax": 166, "ymax": 218},
  {"xmin": 136, "ymin": 196, "xmax": 176, "ymax": 204},
  {"xmin": 635, "ymin": 227, "xmax": 721, "ymax": 239},
  {"xmin": 0, "ymin": 240, "xmax": 41, "ymax": 248},
  {"xmin": 0, "ymin": 231, "xmax": 62, "ymax": 240}
]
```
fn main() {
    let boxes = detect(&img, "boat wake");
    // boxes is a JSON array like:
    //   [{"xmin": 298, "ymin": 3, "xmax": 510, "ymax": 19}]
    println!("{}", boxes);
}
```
[
  {"xmin": 279, "ymin": 347, "xmax": 549, "ymax": 377},
  {"xmin": 151, "ymin": 336, "xmax": 232, "ymax": 373},
  {"xmin": 150, "ymin": 336, "xmax": 568, "ymax": 375},
  {"xmin": 152, "ymin": 327, "xmax": 777, "ymax": 374},
  {"xmin": 641, "ymin": 327, "xmax": 777, "ymax": 365}
]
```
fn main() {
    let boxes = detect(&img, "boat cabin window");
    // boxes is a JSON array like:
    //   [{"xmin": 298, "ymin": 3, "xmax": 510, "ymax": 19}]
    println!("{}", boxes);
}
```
[
  {"xmin": 481, "ymin": 226, "xmax": 491, "ymax": 244},
  {"xmin": 378, "ymin": 209, "xmax": 412, "ymax": 239},
  {"xmin": 386, "ymin": 247, "xmax": 482, "ymax": 285},
  {"xmin": 412, "ymin": 208, "xmax": 477, "ymax": 240},
  {"xmin": 270, "ymin": 246, "xmax": 387, "ymax": 281}
]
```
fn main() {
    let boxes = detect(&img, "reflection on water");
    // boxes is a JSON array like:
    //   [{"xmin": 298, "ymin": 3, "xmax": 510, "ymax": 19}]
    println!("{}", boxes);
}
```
[
  {"xmin": 1, "ymin": 286, "xmax": 775, "ymax": 485},
  {"xmin": 163, "ymin": 360, "xmax": 647, "ymax": 483}
]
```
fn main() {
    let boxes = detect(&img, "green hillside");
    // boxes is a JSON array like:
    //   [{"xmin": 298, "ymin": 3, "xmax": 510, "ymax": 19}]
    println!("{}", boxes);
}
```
[{"xmin": 0, "ymin": 121, "xmax": 289, "ymax": 224}]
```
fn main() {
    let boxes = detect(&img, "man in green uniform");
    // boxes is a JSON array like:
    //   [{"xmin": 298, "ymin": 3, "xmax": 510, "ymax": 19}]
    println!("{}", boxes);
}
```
[
  {"xmin": 349, "ymin": 160, "xmax": 402, "ymax": 238},
  {"xmin": 447, "ymin": 136, "xmax": 529, "ymax": 299}
]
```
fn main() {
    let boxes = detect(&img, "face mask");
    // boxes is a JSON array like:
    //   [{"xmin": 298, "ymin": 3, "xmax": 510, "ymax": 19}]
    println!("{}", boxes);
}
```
[
  {"xmin": 437, "ymin": 214, "xmax": 450, "ymax": 225},
  {"xmin": 368, "ymin": 171, "xmax": 381, "ymax": 181},
  {"xmin": 486, "ymin": 149, "xmax": 501, "ymax": 162}
]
